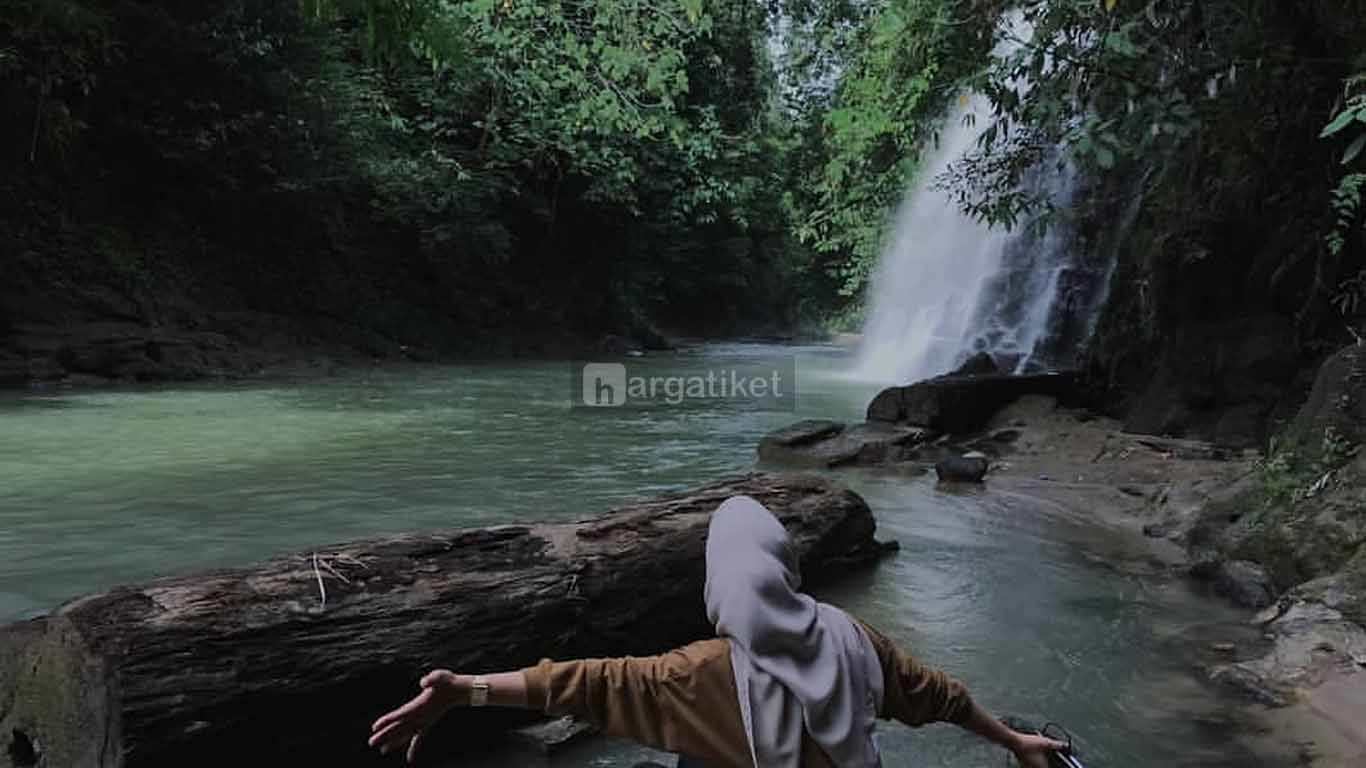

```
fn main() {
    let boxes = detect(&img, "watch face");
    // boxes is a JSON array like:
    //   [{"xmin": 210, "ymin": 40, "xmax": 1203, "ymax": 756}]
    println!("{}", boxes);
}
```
[{"xmin": 471, "ymin": 680, "xmax": 490, "ymax": 706}]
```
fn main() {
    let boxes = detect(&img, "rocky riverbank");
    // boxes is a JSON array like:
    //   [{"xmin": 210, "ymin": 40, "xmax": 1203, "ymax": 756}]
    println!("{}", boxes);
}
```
[
  {"xmin": 758, "ymin": 347, "xmax": 1366, "ymax": 766},
  {"xmin": 0, "ymin": 311, "xmax": 680, "ymax": 390}
]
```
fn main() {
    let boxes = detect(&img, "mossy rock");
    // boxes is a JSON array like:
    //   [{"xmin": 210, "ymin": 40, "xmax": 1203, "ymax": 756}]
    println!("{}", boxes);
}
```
[
  {"xmin": 1284, "ymin": 345, "xmax": 1366, "ymax": 461},
  {"xmin": 1293, "ymin": 545, "xmax": 1366, "ymax": 628},
  {"xmin": 1223, "ymin": 469, "xmax": 1366, "ymax": 591}
]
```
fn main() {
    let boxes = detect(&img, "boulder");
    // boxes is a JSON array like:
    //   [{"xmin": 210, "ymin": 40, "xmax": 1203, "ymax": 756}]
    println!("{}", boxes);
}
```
[
  {"xmin": 951, "ymin": 351, "xmax": 1000, "ymax": 376},
  {"xmin": 935, "ymin": 455, "xmax": 990, "ymax": 483},
  {"xmin": 1291, "ymin": 545, "xmax": 1366, "ymax": 627},
  {"xmin": 1123, "ymin": 314, "xmax": 1299, "ymax": 446},
  {"xmin": 1210, "ymin": 594, "xmax": 1366, "ymax": 708},
  {"xmin": 867, "ymin": 372, "xmax": 1077, "ymax": 434},
  {"xmin": 1219, "ymin": 453, "xmax": 1366, "ymax": 590},
  {"xmin": 1211, "ymin": 560, "xmax": 1276, "ymax": 610},
  {"xmin": 1283, "ymin": 344, "xmax": 1366, "ymax": 459},
  {"xmin": 3, "ymin": 321, "xmax": 251, "ymax": 387}
]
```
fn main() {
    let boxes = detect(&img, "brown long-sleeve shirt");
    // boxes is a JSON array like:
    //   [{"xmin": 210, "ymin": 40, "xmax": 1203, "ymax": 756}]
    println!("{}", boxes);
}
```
[{"xmin": 520, "ymin": 619, "xmax": 975, "ymax": 767}]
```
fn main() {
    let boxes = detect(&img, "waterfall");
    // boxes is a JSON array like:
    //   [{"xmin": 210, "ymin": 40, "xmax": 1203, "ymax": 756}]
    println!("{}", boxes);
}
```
[
  {"xmin": 853, "ymin": 22, "xmax": 1113, "ymax": 385},
  {"xmin": 852, "ymin": 93, "xmax": 1011, "ymax": 384}
]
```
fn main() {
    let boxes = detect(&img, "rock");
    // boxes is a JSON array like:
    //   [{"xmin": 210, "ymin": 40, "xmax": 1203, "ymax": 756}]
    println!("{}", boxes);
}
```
[
  {"xmin": 760, "ymin": 419, "xmax": 845, "ymax": 447},
  {"xmin": 1211, "ymin": 560, "xmax": 1276, "ymax": 610},
  {"xmin": 867, "ymin": 372, "xmax": 1078, "ymax": 434},
  {"xmin": 2, "ymin": 321, "xmax": 251, "ymax": 387},
  {"xmin": 631, "ymin": 324, "xmax": 674, "ymax": 352},
  {"xmin": 1209, "ymin": 664, "xmax": 1293, "ymax": 707},
  {"xmin": 0, "ymin": 474, "xmax": 895, "ymax": 768},
  {"xmin": 988, "ymin": 428, "xmax": 1022, "ymax": 444},
  {"xmin": 0, "ymin": 354, "xmax": 31, "ymax": 387},
  {"xmin": 951, "ymin": 351, "xmax": 1000, "ymax": 376},
  {"xmin": 1210, "ymin": 592, "xmax": 1366, "ymax": 710},
  {"xmin": 1284, "ymin": 344, "xmax": 1366, "ymax": 459},
  {"xmin": 508, "ymin": 716, "xmax": 597, "ymax": 754},
  {"xmin": 1143, "ymin": 521, "xmax": 1175, "ymax": 538},
  {"xmin": 935, "ymin": 455, "xmax": 990, "ymax": 483},
  {"xmin": 758, "ymin": 421, "xmax": 931, "ymax": 468},
  {"xmin": 1291, "ymin": 546, "xmax": 1366, "ymax": 627},
  {"xmin": 1214, "ymin": 403, "xmax": 1267, "ymax": 449},
  {"xmin": 1131, "ymin": 435, "xmax": 1237, "ymax": 461},
  {"xmin": 1219, "ymin": 456, "xmax": 1366, "ymax": 590},
  {"xmin": 1123, "ymin": 314, "xmax": 1298, "ymax": 445},
  {"xmin": 1211, "ymin": 642, "xmax": 1237, "ymax": 654}
]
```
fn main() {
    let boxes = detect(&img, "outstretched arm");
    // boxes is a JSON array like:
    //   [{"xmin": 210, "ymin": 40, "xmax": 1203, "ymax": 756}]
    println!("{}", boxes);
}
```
[
  {"xmin": 368, "ymin": 641, "xmax": 737, "ymax": 765},
  {"xmin": 368, "ymin": 670, "xmax": 528, "ymax": 762},
  {"xmin": 960, "ymin": 703, "xmax": 1067, "ymax": 768},
  {"xmin": 855, "ymin": 619, "xmax": 1066, "ymax": 767}
]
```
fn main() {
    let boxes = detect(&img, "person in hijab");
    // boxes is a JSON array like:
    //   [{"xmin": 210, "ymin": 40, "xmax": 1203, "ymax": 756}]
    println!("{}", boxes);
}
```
[{"xmin": 368, "ymin": 495, "xmax": 1067, "ymax": 767}]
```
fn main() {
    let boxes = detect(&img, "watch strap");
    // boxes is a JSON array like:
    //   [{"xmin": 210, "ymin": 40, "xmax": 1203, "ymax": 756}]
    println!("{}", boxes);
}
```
[{"xmin": 469, "ymin": 675, "xmax": 491, "ymax": 707}]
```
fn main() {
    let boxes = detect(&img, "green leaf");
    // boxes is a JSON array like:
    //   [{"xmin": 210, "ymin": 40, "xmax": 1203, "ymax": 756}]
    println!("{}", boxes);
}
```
[
  {"xmin": 1345, "ymin": 133, "xmax": 1366, "ymax": 166},
  {"xmin": 1095, "ymin": 145, "xmax": 1116, "ymax": 169},
  {"xmin": 1322, "ymin": 109, "xmax": 1358, "ymax": 137}
]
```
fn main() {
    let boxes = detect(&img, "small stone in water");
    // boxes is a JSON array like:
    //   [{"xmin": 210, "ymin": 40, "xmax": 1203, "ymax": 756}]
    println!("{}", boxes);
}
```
[{"xmin": 1211, "ymin": 643, "xmax": 1236, "ymax": 654}]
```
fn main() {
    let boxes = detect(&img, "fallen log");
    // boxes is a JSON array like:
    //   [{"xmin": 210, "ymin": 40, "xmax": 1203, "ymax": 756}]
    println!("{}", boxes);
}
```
[{"xmin": 0, "ymin": 473, "xmax": 895, "ymax": 768}]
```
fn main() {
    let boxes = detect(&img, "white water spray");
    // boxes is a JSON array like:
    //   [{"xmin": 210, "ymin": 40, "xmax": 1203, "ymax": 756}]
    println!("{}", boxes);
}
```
[
  {"xmin": 853, "ymin": 19, "xmax": 1109, "ymax": 385},
  {"xmin": 853, "ymin": 93, "xmax": 1011, "ymax": 384}
]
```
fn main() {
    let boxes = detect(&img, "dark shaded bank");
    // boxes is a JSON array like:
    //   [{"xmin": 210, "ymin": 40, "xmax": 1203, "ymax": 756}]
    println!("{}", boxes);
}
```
[
  {"xmin": 0, "ymin": 473, "xmax": 894, "ymax": 768},
  {"xmin": 0, "ymin": 312, "xmax": 667, "ymax": 391}
]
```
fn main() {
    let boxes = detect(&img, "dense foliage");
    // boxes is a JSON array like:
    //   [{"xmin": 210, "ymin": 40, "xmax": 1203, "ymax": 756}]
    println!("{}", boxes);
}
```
[
  {"xmin": 2, "ymin": 0, "xmax": 1363, "ymax": 355},
  {"xmin": 1, "ymin": 0, "xmax": 832, "ymax": 347}
]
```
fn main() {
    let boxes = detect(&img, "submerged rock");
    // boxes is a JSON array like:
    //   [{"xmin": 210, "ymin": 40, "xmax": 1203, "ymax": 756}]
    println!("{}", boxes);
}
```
[
  {"xmin": 757, "ymin": 421, "xmax": 931, "ymax": 468},
  {"xmin": 509, "ymin": 716, "xmax": 597, "ymax": 754}
]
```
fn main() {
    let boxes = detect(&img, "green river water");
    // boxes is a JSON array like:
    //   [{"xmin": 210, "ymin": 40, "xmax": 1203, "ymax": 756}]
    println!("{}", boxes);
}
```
[{"xmin": 0, "ymin": 343, "xmax": 1279, "ymax": 767}]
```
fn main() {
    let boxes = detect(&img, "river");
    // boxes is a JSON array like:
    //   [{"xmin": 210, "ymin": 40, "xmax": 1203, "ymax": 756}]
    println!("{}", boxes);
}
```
[{"xmin": 0, "ymin": 343, "xmax": 1279, "ymax": 766}]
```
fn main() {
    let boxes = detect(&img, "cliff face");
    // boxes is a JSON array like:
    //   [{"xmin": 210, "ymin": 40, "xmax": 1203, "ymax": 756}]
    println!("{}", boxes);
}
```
[{"xmin": 1073, "ymin": 6, "xmax": 1365, "ymax": 448}]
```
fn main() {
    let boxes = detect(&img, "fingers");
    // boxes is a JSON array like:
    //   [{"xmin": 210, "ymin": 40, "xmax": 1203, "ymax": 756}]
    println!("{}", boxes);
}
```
[
  {"xmin": 371, "ymin": 699, "xmax": 418, "ymax": 734},
  {"xmin": 406, "ymin": 732, "xmax": 424, "ymax": 764},
  {"xmin": 368, "ymin": 720, "xmax": 412, "ymax": 754},
  {"xmin": 372, "ymin": 688, "xmax": 434, "ymax": 732},
  {"xmin": 1032, "ymin": 735, "xmax": 1068, "ymax": 752},
  {"xmin": 419, "ymin": 670, "xmax": 445, "ymax": 688}
]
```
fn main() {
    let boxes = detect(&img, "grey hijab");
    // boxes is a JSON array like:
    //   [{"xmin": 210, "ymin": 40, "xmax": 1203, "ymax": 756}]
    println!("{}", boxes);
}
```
[{"xmin": 704, "ymin": 496, "xmax": 884, "ymax": 768}]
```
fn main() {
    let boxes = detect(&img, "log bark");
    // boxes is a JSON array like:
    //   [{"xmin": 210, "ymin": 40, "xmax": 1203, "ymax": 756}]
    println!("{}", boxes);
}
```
[{"xmin": 0, "ymin": 473, "xmax": 895, "ymax": 768}]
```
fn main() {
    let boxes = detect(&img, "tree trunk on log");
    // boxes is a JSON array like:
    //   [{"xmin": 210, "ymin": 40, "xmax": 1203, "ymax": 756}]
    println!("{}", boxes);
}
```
[{"xmin": 0, "ymin": 473, "xmax": 895, "ymax": 768}]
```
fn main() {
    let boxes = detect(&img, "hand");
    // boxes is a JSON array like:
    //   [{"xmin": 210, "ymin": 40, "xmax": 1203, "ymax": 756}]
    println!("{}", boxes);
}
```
[
  {"xmin": 368, "ymin": 670, "xmax": 466, "ymax": 763},
  {"xmin": 1010, "ymin": 732, "xmax": 1069, "ymax": 768}
]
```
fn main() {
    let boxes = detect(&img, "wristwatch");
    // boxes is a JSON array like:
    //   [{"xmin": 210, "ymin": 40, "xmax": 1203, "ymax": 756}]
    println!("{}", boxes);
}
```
[{"xmin": 469, "ymin": 675, "xmax": 491, "ymax": 707}]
